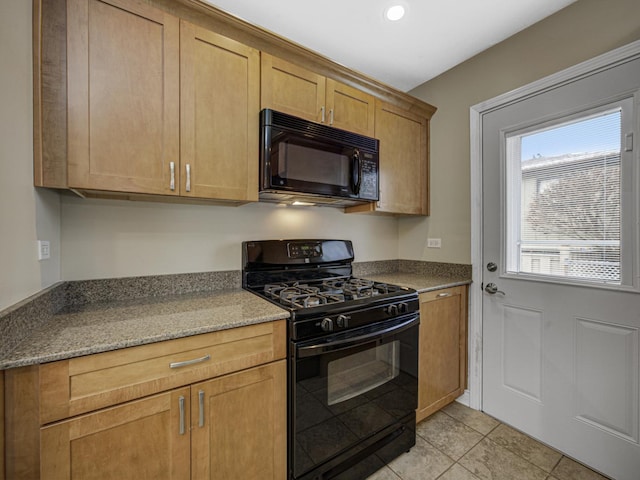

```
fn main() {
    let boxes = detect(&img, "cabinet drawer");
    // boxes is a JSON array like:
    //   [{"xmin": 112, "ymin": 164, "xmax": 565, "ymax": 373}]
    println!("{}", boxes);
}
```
[
  {"xmin": 39, "ymin": 321, "xmax": 286, "ymax": 424},
  {"xmin": 419, "ymin": 285, "xmax": 465, "ymax": 303}
]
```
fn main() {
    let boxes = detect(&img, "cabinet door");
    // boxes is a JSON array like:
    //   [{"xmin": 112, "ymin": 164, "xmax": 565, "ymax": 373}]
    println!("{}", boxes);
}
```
[
  {"xmin": 191, "ymin": 361, "xmax": 286, "ymax": 479},
  {"xmin": 180, "ymin": 21, "xmax": 259, "ymax": 201},
  {"xmin": 325, "ymin": 79, "xmax": 375, "ymax": 136},
  {"xmin": 40, "ymin": 388, "xmax": 191, "ymax": 479},
  {"xmin": 67, "ymin": 0, "xmax": 180, "ymax": 194},
  {"xmin": 374, "ymin": 101, "xmax": 429, "ymax": 215},
  {"xmin": 261, "ymin": 53, "xmax": 325, "ymax": 123},
  {"xmin": 417, "ymin": 286, "xmax": 467, "ymax": 422}
]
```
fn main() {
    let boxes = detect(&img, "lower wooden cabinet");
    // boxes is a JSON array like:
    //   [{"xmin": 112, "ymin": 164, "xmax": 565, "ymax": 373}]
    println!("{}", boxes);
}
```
[
  {"xmin": 41, "ymin": 387, "xmax": 192, "ymax": 479},
  {"xmin": 4, "ymin": 321, "xmax": 287, "ymax": 479},
  {"xmin": 40, "ymin": 361, "xmax": 286, "ymax": 480},
  {"xmin": 192, "ymin": 361, "xmax": 286, "ymax": 479},
  {"xmin": 417, "ymin": 286, "xmax": 468, "ymax": 422}
]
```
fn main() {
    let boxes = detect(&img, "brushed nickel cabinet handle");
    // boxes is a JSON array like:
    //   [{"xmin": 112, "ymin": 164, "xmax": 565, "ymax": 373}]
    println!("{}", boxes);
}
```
[
  {"xmin": 437, "ymin": 292, "xmax": 451, "ymax": 297},
  {"xmin": 169, "ymin": 162, "xmax": 175, "ymax": 191},
  {"xmin": 198, "ymin": 390, "xmax": 205, "ymax": 428},
  {"xmin": 178, "ymin": 396, "xmax": 185, "ymax": 435},
  {"xmin": 321, "ymin": 106, "xmax": 326, "ymax": 123},
  {"xmin": 329, "ymin": 108, "xmax": 334, "ymax": 125},
  {"xmin": 170, "ymin": 354, "xmax": 211, "ymax": 369},
  {"xmin": 185, "ymin": 163, "xmax": 191, "ymax": 192}
]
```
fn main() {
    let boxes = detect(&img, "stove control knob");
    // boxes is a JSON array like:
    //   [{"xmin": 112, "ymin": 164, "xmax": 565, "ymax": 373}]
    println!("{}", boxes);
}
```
[
  {"xmin": 336, "ymin": 314, "xmax": 350, "ymax": 328},
  {"xmin": 398, "ymin": 302, "xmax": 408, "ymax": 314},
  {"xmin": 321, "ymin": 318, "xmax": 334, "ymax": 332},
  {"xmin": 387, "ymin": 304, "xmax": 398, "ymax": 316}
]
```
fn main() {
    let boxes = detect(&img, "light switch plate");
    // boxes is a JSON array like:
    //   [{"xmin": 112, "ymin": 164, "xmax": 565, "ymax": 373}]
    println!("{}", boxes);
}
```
[{"xmin": 38, "ymin": 240, "xmax": 50, "ymax": 260}]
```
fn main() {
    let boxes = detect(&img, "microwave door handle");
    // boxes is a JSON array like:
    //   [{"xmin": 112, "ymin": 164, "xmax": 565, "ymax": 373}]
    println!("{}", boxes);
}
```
[
  {"xmin": 351, "ymin": 149, "xmax": 362, "ymax": 195},
  {"xmin": 296, "ymin": 315, "xmax": 419, "ymax": 358}
]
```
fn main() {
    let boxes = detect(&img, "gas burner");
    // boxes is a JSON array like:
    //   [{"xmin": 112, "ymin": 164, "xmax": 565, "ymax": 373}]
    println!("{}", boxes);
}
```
[{"xmin": 287, "ymin": 294, "xmax": 327, "ymax": 309}]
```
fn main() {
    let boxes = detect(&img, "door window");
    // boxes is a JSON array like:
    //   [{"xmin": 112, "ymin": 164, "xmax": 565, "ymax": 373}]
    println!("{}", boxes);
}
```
[{"xmin": 504, "ymin": 98, "xmax": 635, "ymax": 287}]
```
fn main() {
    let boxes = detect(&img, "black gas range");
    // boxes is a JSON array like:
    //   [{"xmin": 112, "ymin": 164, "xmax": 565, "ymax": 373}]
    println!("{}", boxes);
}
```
[{"xmin": 242, "ymin": 240, "xmax": 419, "ymax": 480}]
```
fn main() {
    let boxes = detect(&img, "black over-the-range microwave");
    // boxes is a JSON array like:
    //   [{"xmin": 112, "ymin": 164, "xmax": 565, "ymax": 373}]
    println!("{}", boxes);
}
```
[{"xmin": 259, "ymin": 109, "xmax": 379, "ymax": 207}]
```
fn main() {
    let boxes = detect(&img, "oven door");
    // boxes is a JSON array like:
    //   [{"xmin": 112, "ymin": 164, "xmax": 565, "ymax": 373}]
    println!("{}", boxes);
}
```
[{"xmin": 291, "ymin": 314, "xmax": 419, "ymax": 480}]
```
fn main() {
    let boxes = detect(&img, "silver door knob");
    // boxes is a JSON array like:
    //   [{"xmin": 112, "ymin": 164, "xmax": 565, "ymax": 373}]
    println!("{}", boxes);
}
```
[{"xmin": 485, "ymin": 283, "xmax": 505, "ymax": 295}]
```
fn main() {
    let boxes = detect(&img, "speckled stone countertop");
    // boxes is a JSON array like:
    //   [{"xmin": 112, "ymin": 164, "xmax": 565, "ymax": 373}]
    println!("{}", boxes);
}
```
[
  {"xmin": 0, "ymin": 289, "xmax": 288, "ymax": 369},
  {"xmin": 0, "ymin": 260, "xmax": 471, "ymax": 370},
  {"xmin": 355, "ymin": 259, "xmax": 472, "ymax": 293},
  {"xmin": 362, "ymin": 273, "xmax": 471, "ymax": 293}
]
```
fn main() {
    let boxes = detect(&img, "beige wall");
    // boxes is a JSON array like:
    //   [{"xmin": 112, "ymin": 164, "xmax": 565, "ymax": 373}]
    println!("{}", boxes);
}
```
[
  {"xmin": 60, "ymin": 197, "xmax": 398, "ymax": 280},
  {"xmin": 403, "ymin": 0, "xmax": 640, "ymax": 264},
  {"xmin": 0, "ymin": 0, "xmax": 61, "ymax": 311}
]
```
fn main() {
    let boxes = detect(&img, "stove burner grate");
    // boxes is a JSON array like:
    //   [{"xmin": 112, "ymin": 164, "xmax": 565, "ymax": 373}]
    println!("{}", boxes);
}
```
[{"xmin": 261, "ymin": 278, "xmax": 402, "ymax": 308}]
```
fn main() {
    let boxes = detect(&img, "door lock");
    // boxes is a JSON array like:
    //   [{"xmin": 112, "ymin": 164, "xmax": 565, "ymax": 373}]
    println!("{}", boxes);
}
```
[{"xmin": 486, "ymin": 262, "xmax": 498, "ymax": 272}]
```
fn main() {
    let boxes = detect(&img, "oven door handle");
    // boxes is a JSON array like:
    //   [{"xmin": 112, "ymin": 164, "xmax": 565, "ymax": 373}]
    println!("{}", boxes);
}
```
[{"xmin": 296, "ymin": 315, "xmax": 419, "ymax": 358}]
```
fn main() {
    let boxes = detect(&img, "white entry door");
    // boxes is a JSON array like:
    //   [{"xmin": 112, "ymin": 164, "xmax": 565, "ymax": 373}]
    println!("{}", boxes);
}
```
[{"xmin": 481, "ymin": 53, "xmax": 640, "ymax": 480}]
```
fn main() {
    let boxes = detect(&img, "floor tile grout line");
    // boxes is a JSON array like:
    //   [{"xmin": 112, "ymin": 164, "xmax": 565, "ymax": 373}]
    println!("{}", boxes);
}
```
[
  {"xmin": 547, "ymin": 453, "xmax": 564, "ymax": 476},
  {"xmin": 481, "ymin": 435, "xmax": 554, "ymax": 477},
  {"xmin": 408, "ymin": 405, "xmax": 609, "ymax": 480},
  {"xmin": 415, "ymin": 425, "xmax": 486, "ymax": 463},
  {"xmin": 439, "ymin": 407, "xmax": 502, "ymax": 437},
  {"xmin": 419, "ymin": 412, "xmax": 554, "ymax": 479}
]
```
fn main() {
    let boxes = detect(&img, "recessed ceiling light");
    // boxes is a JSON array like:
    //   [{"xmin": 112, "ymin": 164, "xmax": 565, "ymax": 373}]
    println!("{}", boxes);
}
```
[{"xmin": 385, "ymin": 5, "xmax": 405, "ymax": 21}]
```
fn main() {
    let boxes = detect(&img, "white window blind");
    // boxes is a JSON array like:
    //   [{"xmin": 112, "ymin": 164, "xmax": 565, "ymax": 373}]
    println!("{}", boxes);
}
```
[{"xmin": 507, "ymin": 109, "xmax": 623, "ymax": 284}]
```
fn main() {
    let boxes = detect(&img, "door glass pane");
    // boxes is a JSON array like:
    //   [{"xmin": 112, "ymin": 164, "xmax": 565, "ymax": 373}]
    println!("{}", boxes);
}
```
[
  {"xmin": 327, "ymin": 340, "xmax": 399, "ymax": 405},
  {"xmin": 506, "ymin": 109, "xmax": 622, "ymax": 284}
]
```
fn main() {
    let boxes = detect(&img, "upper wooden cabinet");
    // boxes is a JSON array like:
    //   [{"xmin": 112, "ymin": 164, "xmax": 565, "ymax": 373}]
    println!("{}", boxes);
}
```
[
  {"xmin": 347, "ymin": 100, "xmax": 430, "ymax": 216},
  {"xmin": 180, "ymin": 21, "xmax": 259, "ymax": 202},
  {"xmin": 35, "ymin": 0, "xmax": 435, "ymax": 209},
  {"xmin": 66, "ymin": 0, "xmax": 180, "ymax": 195},
  {"xmin": 261, "ymin": 53, "xmax": 376, "ymax": 137},
  {"xmin": 38, "ymin": 0, "xmax": 259, "ymax": 203}
]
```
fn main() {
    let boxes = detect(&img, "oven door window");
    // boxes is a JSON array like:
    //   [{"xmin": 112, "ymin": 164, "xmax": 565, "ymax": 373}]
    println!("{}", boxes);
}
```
[{"xmin": 327, "ymin": 341, "xmax": 400, "ymax": 405}]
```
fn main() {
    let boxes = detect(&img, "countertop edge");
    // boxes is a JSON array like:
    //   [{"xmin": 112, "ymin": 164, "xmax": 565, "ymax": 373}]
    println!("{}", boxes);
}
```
[{"xmin": 0, "ymin": 312, "xmax": 289, "ymax": 370}]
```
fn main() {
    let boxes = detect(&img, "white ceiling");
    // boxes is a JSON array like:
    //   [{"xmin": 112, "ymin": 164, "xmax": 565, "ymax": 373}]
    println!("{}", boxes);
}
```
[{"xmin": 203, "ymin": 0, "xmax": 576, "ymax": 92}]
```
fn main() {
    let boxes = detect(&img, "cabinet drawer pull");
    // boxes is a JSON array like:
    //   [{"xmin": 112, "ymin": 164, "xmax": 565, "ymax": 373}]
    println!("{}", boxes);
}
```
[
  {"xmin": 178, "ymin": 395, "xmax": 185, "ymax": 435},
  {"xmin": 198, "ymin": 390, "xmax": 205, "ymax": 427},
  {"xmin": 321, "ymin": 106, "xmax": 325, "ymax": 123},
  {"xmin": 185, "ymin": 163, "xmax": 191, "ymax": 192},
  {"xmin": 437, "ymin": 292, "xmax": 451, "ymax": 297},
  {"xmin": 329, "ymin": 108, "xmax": 334, "ymax": 125},
  {"xmin": 170, "ymin": 354, "xmax": 211, "ymax": 369},
  {"xmin": 169, "ymin": 161, "xmax": 175, "ymax": 191}
]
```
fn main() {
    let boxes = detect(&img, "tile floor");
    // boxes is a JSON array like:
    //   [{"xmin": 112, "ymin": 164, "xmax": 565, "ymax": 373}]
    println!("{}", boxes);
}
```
[{"xmin": 366, "ymin": 402, "xmax": 610, "ymax": 480}]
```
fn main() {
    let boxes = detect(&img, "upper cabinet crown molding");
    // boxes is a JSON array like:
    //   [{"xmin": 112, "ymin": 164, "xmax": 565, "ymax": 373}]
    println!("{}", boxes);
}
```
[{"xmin": 160, "ymin": 0, "xmax": 436, "ymax": 119}]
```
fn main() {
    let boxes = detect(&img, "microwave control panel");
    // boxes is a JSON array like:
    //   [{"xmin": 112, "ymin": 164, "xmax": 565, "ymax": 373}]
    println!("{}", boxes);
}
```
[{"xmin": 360, "ymin": 156, "xmax": 379, "ymax": 200}]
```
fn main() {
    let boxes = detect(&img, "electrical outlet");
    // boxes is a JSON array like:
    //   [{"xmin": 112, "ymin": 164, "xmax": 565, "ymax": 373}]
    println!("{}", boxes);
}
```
[
  {"xmin": 38, "ymin": 240, "xmax": 50, "ymax": 260},
  {"xmin": 427, "ymin": 238, "xmax": 441, "ymax": 248}
]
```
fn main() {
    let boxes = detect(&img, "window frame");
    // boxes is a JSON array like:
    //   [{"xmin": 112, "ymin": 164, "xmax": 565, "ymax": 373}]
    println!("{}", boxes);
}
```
[{"xmin": 500, "ymin": 95, "xmax": 639, "ymax": 292}]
